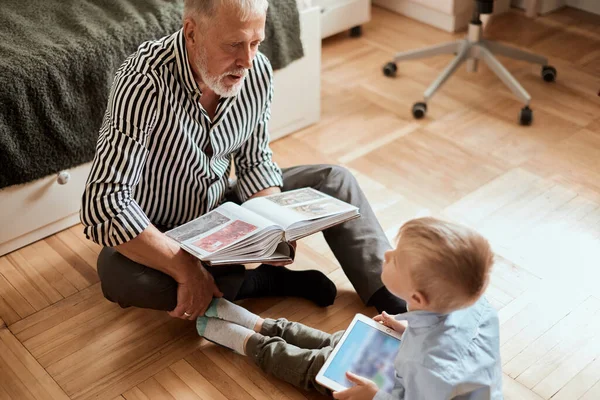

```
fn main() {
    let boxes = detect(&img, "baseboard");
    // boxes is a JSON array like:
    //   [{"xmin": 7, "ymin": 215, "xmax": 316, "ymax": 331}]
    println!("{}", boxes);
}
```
[
  {"xmin": 374, "ymin": 0, "xmax": 467, "ymax": 32},
  {"xmin": 374, "ymin": 0, "xmax": 511, "ymax": 32},
  {"xmin": 0, "ymin": 213, "xmax": 81, "ymax": 256},
  {"xmin": 511, "ymin": 0, "xmax": 566, "ymax": 14},
  {"xmin": 566, "ymin": 0, "xmax": 600, "ymax": 15}
]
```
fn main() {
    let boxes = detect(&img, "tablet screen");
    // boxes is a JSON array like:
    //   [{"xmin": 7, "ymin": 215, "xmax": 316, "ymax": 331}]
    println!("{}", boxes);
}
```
[{"xmin": 323, "ymin": 320, "xmax": 401, "ymax": 394}]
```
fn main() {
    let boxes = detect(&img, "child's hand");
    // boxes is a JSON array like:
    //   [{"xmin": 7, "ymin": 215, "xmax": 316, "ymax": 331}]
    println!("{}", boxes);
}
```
[
  {"xmin": 373, "ymin": 311, "xmax": 407, "ymax": 334},
  {"xmin": 333, "ymin": 372, "xmax": 378, "ymax": 400}
]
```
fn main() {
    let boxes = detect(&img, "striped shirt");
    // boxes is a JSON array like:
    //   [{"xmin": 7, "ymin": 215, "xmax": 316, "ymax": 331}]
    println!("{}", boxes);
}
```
[{"xmin": 81, "ymin": 29, "xmax": 283, "ymax": 247}]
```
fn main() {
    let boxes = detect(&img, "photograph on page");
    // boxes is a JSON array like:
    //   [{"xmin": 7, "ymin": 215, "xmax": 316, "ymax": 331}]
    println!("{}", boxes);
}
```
[
  {"xmin": 266, "ymin": 188, "xmax": 326, "ymax": 206},
  {"xmin": 166, "ymin": 211, "xmax": 231, "ymax": 242},
  {"xmin": 192, "ymin": 220, "xmax": 258, "ymax": 253},
  {"xmin": 290, "ymin": 198, "xmax": 352, "ymax": 219}
]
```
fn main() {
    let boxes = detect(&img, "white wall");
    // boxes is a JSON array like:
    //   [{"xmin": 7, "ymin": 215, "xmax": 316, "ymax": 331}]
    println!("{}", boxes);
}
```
[
  {"xmin": 566, "ymin": 0, "xmax": 600, "ymax": 15},
  {"xmin": 512, "ymin": 0, "xmax": 600, "ymax": 15},
  {"xmin": 511, "ymin": 0, "xmax": 565, "ymax": 14}
]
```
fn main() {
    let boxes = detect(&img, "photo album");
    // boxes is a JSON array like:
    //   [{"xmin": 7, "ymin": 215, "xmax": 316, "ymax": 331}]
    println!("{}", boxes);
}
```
[{"xmin": 166, "ymin": 188, "xmax": 360, "ymax": 266}]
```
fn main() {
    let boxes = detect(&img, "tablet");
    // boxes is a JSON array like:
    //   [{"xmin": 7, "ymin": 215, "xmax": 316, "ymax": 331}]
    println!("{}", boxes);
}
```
[{"xmin": 316, "ymin": 313, "xmax": 403, "ymax": 394}]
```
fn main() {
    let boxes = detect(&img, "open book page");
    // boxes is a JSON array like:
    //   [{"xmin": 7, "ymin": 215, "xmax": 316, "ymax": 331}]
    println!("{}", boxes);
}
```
[
  {"xmin": 242, "ymin": 188, "xmax": 358, "ymax": 231},
  {"xmin": 166, "ymin": 202, "xmax": 282, "ymax": 259}
]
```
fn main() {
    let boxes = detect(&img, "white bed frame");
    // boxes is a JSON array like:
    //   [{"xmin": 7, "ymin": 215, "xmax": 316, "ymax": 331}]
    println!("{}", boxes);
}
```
[{"xmin": 0, "ymin": 6, "xmax": 322, "ymax": 257}]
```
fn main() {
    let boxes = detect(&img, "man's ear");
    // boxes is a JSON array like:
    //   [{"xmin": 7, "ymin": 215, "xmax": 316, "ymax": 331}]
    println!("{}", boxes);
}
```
[
  {"xmin": 411, "ymin": 290, "xmax": 429, "ymax": 308},
  {"xmin": 183, "ymin": 18, "xmax": 198, "ymax": 45}
]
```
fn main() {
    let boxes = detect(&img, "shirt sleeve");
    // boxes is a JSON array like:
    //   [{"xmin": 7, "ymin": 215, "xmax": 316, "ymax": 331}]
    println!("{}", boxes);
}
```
[
  {"xmin": 80, "ymin": 67, "xmax": 157, "ymax": 247},
  {"xmin": 233, "ymin": 57, "xmax": 283, "ymax": 202}
]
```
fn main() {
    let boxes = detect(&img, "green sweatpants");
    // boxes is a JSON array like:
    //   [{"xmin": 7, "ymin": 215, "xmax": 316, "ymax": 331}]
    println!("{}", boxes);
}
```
[{"xmin": 246, "ymin": 318, "xmax": 345, "ymax": 395}]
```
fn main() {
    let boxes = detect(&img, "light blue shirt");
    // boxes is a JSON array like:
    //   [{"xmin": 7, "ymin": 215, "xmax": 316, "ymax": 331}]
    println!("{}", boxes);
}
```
[{"xmin": 374, "ymin": 298, "xmax": 503, "ymax": 400}]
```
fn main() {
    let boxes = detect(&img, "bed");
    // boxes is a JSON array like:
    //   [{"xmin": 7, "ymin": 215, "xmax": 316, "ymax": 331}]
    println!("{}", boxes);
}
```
[{"xmin": 0, "ymin": 0, "xmax": 321, "ymax": 256}]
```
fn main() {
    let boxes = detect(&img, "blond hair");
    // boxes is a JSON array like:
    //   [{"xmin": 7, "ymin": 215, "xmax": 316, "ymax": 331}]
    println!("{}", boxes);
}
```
[{"xmin": 395, "ymin": 217, "xmax": 494, "ymax": 313}]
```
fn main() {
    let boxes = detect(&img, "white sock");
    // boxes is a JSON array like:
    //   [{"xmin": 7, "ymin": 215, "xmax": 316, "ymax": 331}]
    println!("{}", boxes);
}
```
[
  {"xmin": 196, "ymin": 317, "xmax": 254, "ymax": 355},
  {"xmin": 204, "ymin": 298, "xmax": 259, "ymax": 330}
]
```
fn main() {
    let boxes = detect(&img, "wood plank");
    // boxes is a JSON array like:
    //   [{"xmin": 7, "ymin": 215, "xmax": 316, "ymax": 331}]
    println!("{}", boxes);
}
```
[
  {"xmin": 0, "ymin": 324, "xmax": 69, "ymax": 400},
  {"xmin": 55, "ymin": 228, "xmax": 101, "ymax": 272},
  {"xmin": 500, "ymin": 291, "xmax": 590, "ymax": 363},
  {"xmin": 122, "ymin": 387, "xmax": 150, "ymax": 400},
  {"xmin": 135, "ymin": 378, "xmax": 175, "ymax": 400},
  {"xmin": 153, "ymin": 368, "xmax": 203, "ymax": 400},
  {"xmin": 0, "ymin": 276, "xmax": 23, "ymax": 325},
  {"xmin": 426, "ymin": 95, "xmax": 577, "ymax": 167},
  {"xmin": 503, "ymin": 374, "xmax": 544, "ymax": 400},
  {"xmin": 67, "ymin": 224, "xmax": 103, "ymax": 255},
  {"xmin": 34, "ymin": 239, "xmax": 92, "ymax": 291},
  {"xmin": 17, "ymin": 243, "xmax": 77, "ymax": 298},
  {"xmin": 349, "ymin": 129, "xmax": 506, "ymax": 210},
  {"xmin": 552, "ymin": 356, "xmax": 600, "ymax": 400},
  {"xmin": 7, "ymin": 250, "xmax": 63, "ymax": 304},
  {"xmin": 581, "ymin": 378, "xmax": 600, "ymax": 400},
  {"xmin": 185, "ymin": 351, "xmax": 255, "ymax": 400},
  {"xmin": 169, "ymin": 360, "xmax": 231, "ymax": 400},
  {"xmin": 202, "ymin": 345, "xmax": 286, "ymax": 400},
  {"xmin": 0, "ymin": 257, "xmax": 43, "ymax": 316},
  {"xmin": 504, "ymin": 296, "xmax": 600, "ymax": 378},
  {"xmin": 10, "ymin": 283, "xmax": 104, "ymax": 339},
  {"xmin": 531, "ymin": 326, "xmax": 600, "ymax": 398},
  {"xmin": 45, "ymin": 235, "xmax": 99, "ymax": 286}
]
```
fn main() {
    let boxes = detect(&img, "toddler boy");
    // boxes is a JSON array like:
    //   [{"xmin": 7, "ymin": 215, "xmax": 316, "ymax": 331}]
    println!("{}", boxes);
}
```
[{"xmin": 197, "ymin": 217, "xmax": 503, "ymax": 399}]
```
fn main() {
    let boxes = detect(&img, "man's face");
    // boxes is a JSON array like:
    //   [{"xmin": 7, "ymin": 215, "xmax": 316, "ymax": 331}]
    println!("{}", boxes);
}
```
[{"xmin": 185, "ymin": 6, "xmax": 266, "ymax": 97}]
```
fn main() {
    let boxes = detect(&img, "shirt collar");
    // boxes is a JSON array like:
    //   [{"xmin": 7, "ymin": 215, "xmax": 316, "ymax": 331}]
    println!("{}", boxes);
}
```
[
  {"xmin": 174, "ymin": 29, "xmax": 201, "ymax": 94},
  {"xmin": 394, "ymin": 309, "xmax": 447, "ymax": 329}
]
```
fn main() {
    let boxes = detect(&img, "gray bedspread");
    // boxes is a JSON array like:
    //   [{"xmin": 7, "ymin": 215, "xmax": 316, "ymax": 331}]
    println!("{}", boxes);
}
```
[{"xmin": 0, "ymin": 0, "xmax": 303, "ymax": 189}]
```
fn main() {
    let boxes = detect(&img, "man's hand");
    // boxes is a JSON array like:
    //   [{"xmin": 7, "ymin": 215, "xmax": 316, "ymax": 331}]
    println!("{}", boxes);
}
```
[
  {"xmin": 168, "ymin": 260, "xmax": 223, "ymax": 320},
  {"xmin": 373, "ymin": 311, "xmax": 408, "ymax": 334},
  {"xmin": 333, "ymin": 372, "xmax": 378, "ymax": 400}
]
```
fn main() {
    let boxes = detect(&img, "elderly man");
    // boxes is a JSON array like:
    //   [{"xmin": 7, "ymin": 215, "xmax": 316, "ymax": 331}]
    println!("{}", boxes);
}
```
[{"xmin": 81, "ymin": 0, "xmax": 405, "ymax": 321}]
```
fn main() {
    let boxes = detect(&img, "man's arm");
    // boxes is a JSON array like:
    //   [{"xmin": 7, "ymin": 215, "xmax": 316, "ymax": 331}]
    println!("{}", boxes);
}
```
[
  {"xmin": 80, "ymin": 68, "xmax": 157, "ymax": 248},
  {"xmin": 233, "ymin": 58, "xmax": 283, "ymax": 202},
  {"xmin": 81, "ymin": 68, "xmax": 220, "ymax": 319},
  {"xmin": 113, "ymin": 225, "xmax": 197, "ymax": 282},
  {"xmin": 115, "ymin": 226, "xmax": 222, "ymax": 319}
]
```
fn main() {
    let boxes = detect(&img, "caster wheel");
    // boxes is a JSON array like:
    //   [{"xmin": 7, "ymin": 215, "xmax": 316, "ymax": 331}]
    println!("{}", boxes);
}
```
[
  {"xmin": 350, "ymin": 26, "xmax": 362, "ymax": 37},
  {"xmin": 541, "ymin": 66, "xmax": 557, "ymax": 82},
  {"xmin": 383, "ymin": 62, "xmax": 397, "ymax": 77},
  {"xmin": 412, "ymin": 102, "xmax": 427, "ymax": 119},
  {"xmin": 519, "ymin": 106, "xmax": 533, "ymax": 126}
]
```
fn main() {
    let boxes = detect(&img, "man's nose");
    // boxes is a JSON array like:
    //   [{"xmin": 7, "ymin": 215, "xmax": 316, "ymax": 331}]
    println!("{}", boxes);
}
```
[{"xmin": 237, "ymin": 46, "xmax": 254, "ymax": 69}]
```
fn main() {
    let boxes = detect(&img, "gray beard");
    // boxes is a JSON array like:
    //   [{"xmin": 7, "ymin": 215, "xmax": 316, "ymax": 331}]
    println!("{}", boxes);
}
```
[{"xmin": 196, "ymin": 51, "xmax": 247, "ymax": 98}]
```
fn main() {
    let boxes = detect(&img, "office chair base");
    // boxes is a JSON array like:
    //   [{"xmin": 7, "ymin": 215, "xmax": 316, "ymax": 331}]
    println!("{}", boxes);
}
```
[
  {"xmin": 412, "ymin": 102, "xmax": 427, "ymax": 119},
  {"xmin": 383, "ymin": 21, "xmax": 556, "ymax": 125},
  {"xmin": 542, "ymin": 66, "xmax": 557, "ymax": 82},
  {"xmin": 519, "ymin": 106, "xmax": 533, "ymax": 126}
]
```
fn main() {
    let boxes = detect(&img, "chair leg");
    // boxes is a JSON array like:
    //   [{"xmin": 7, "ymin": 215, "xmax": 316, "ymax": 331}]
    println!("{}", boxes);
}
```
[
  {"xmin": 483, "ymin": 40, "xmax": 548, "ymax": 66},
  {"xmin": 478, "ymin": 45, "xmax": 532, "ymax": 105},
  {"xmin": 423, "ymin": 42, "xmax": 470, "ymax": 102},
  {"xmin": 392, "ymin": 40, "xmax": 465, "ymax": 63}
]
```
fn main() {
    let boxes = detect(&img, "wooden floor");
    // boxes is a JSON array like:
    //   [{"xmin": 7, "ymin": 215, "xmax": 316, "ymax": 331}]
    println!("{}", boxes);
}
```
[{"xmin": 1, "ymin": 6, "xmax": 600, "ymax": 400}]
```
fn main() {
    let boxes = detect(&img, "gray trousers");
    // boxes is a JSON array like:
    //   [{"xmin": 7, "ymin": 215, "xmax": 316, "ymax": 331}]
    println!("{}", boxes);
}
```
[
  {"xmin": 97, "ymin": 164, "xmax": 391, "ymax": 310},
  {"xmin": 247, "ymin": 318, "xmax": 345, "ymax": 395}
]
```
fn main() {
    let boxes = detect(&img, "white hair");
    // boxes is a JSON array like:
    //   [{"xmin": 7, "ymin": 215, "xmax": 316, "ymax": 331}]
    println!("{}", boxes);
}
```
[{"xmin": 184, "ymin": 0, "xmax": 269, "ymax": 22}]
